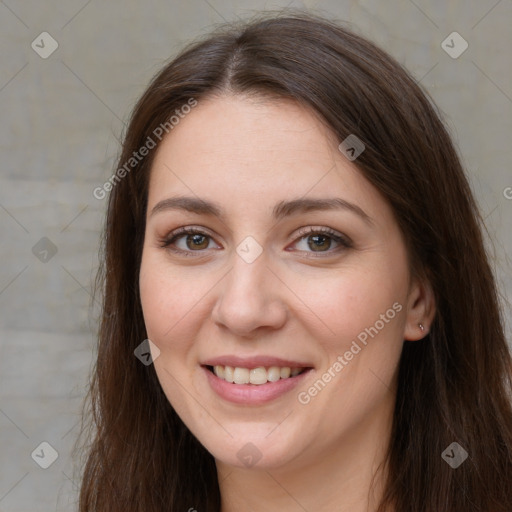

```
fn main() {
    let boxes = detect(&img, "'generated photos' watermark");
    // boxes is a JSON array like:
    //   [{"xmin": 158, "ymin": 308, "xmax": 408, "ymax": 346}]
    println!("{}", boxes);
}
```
[
  {"xmin": 298, "ymin": 301, "xmax": 402, "ymax": 405},
  {"xmin": 93, "ymin": 98, "xmax": 198, "ymax": 200}
]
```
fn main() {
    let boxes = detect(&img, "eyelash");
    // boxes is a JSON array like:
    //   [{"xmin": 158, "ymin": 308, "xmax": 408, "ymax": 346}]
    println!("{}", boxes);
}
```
[{"xmin": 158, "ymin": 226, "xmax": 352, "ymax": 258}]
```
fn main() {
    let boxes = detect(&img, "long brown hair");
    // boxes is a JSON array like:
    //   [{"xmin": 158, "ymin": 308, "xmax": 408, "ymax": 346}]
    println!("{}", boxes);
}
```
[{"xmin": 77, "ymin": 10, "xmax": 512, "ymax": 511}]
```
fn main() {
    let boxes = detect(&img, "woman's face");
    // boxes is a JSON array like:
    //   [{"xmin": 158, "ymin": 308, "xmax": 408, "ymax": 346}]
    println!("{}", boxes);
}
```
[{"xmin": 139, "ymin": 94, "xmax": 431, "ymax": 472}]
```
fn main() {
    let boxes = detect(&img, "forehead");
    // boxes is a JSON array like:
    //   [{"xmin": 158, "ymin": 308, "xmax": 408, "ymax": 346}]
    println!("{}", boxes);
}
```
[
  {"xmin": 147, "ymin": 94, "xmax": 390, "ymax": 227},
  {"xmin": 154, "ymin": 94, "xmax": 338, "ymax": 167}
]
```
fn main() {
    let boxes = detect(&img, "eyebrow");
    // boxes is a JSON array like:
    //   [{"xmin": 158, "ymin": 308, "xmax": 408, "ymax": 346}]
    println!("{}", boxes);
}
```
[{"xmin": 150, "ymin": 195, "xmax": 374, "ymax": 226}]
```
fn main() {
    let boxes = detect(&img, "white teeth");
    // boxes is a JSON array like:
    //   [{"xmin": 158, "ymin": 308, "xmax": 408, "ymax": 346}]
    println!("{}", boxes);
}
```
[
  {"xmin": 211, "ymin": 365, "xmax": 306, "ymax": 385},
  {"xmin": 224, "ymin": 365, "xmax": 234, "ymax": 383},
  {"xmin": 233, "ymin": 367, "xmax": 250, "ymax": 384},
  {"xmin": 250, "ymin": 367, "xmax": 268, "ymax": 385},
  {"xmin": 267, "ymin": 366, "xmax": 281, "ymax": 382},
  {"xmin": 280, "ymin": 367, "xmax": 291, "ymax": 378},
  {"xmin": 213, "ymin": 365, "xmax": 224, "ymax": 379}
]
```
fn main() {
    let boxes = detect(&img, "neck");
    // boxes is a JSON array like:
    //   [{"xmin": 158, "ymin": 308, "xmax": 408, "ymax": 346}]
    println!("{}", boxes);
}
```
[{"xmin": 216, "ymin": 390, "xmax": 395, "ymax": 512}]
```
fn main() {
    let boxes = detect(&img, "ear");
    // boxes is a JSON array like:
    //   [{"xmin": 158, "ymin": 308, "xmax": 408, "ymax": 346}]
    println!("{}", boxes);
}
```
[{"xmin": 403, "ymin": 275, "xmax": 436, "ymax": 341}]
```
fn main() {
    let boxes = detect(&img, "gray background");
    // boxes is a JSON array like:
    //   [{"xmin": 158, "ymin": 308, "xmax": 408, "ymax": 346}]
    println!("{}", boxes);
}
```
[{"xmin": 0, "ymin": 0, "xmax": 511, "ymax": 510}]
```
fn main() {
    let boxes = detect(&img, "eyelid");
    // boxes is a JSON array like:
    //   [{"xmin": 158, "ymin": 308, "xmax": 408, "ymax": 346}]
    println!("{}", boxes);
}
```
[
  {"xmin": 292, "ymin": 225, "xmax": 351, "ymax": 244},
  {"xmin": 159, "ymin": 226, "xmax": 220, "ymax": 256},
  {"xmin": 159, "ymin": 225, "xmax": 352, "ymax": 257}
]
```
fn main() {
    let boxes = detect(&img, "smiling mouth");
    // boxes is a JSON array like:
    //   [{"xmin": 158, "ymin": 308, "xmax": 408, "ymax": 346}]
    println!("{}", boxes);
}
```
[{"xmin": 205, "ymin": 365, "xmax": 311, "ymax": 385}]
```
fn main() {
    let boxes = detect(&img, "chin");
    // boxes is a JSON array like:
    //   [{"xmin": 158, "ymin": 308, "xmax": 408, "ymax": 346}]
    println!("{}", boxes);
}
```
[{"xmin": 189, "ymin": 424, "xmax": 308, "ymax": 471}]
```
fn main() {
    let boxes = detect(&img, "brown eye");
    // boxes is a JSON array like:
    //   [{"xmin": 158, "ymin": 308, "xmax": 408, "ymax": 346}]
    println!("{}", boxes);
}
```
[
  {"xmin": 185, "ymin": 233, "xmax": 210, "ymax": 250},
  {"xmin": 292, "ymin": 227, "xmax": 352, "ymax": 256},
  {"xmin": 160, "ymin": 227, "xmax": 218, "ymax": 256},
  {"xmin": 306, "ymin": 233, "xmax": 332, "ymax": 252},
  {"xmin": 160, "ymin": 225, "xmax": 351, "ymax": 258}
]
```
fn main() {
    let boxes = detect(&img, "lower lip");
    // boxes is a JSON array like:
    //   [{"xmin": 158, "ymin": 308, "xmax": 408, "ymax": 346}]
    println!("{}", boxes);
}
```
[{"xmin": 203, "ymin": 366, "xmax": 312, "ymax": 405}]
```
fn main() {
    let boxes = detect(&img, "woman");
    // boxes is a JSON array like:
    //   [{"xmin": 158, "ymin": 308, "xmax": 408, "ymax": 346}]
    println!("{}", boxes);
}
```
[{"xmin": 77, "ymin": 11, "xmax": 512, "ymax": 512}]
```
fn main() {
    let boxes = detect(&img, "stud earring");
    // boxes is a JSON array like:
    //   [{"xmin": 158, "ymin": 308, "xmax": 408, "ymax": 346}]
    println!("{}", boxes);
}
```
[{"xmin": 418, "ymin": 323, "xmax": 425, "ymax": 331}]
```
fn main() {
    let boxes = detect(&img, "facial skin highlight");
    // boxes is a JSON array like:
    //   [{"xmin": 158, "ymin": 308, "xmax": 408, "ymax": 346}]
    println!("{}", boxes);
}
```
[{"xmin": 139, "ymin": 94, "xmax": 435, "ymax": 511}]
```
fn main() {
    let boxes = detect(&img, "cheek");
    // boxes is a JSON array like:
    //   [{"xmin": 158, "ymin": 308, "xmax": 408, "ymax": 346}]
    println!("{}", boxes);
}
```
[
  {"xmin": 139, "ymin": 256, "xmax": 202, "ymax": 409},
  {"xmin": 290, "ymin": 264, "xmax": 400, "ymax": 347},
  {"xmin": 139, "ymin": 271, "xmax": 173, "ymax": 341},
  {"xmin": 139, "ymin": 254, "xmax": 208, "ymax": 343},
  {"xmin": 304, "ymin": 285, "xmax": 404, "ymax": 435},
  {"xmin": 291, "ymin": 261, "xmax": 406, "ymax": 418}
]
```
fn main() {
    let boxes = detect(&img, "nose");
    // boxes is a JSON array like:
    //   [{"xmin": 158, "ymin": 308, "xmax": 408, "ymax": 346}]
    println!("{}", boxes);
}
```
[{"xmin": 211, "ymin": 248, "xmax": 288, "ymax": 338}]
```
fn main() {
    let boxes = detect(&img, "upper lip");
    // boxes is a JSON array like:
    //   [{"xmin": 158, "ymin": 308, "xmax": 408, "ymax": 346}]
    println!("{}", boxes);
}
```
[{"xmin": 202, "ymin": 355, "xmax": 313, "ymax": 369}]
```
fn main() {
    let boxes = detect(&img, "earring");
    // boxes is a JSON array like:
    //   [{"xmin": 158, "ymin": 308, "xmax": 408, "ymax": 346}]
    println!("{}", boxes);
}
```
[{"xmin": 418, "ymin": 323, "xmax": 425, "ymax": 331}]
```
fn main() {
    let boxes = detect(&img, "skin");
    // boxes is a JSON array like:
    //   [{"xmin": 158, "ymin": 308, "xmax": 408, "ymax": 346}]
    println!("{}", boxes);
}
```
[{"xmin": 139, "ymin": 94, "xmax": 436, "ymax": 512}]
